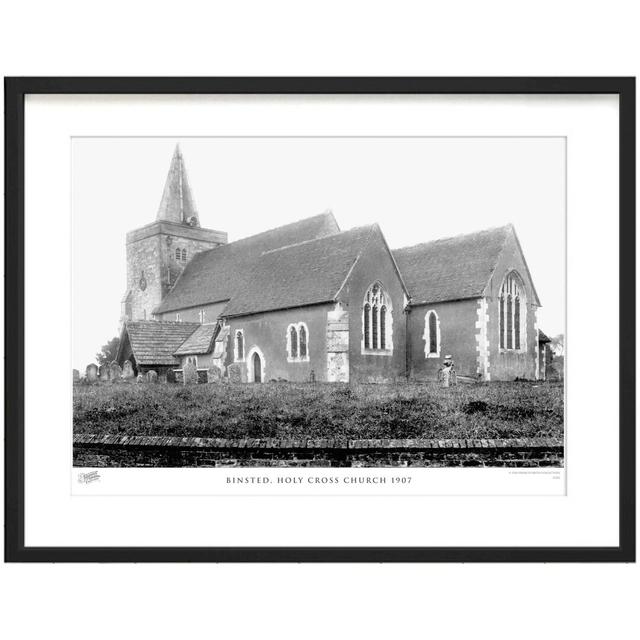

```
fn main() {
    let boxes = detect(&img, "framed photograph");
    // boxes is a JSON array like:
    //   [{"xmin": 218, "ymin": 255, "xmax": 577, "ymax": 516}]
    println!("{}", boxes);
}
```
[{"xmin": 5, "ymin": 77, "xmax": 635, "ymax": 562}]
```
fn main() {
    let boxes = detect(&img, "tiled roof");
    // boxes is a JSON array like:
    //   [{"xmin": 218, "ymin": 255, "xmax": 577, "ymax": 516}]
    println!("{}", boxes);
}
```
[
  {"xmin": 174, "ymin": 323, "xmax": 218, "ymax": 355},
  {"xmin": 393, "ymin": 225, "xmax": 510, "ymax": 305},
  {"xmin": 124, "ymin": 320, "xmax": 199, "ymax": 365},
  {"xmin": 538, "ymin": 330, "xmax": 552, "ymax": 344},
  {"xmin": 222, "ymin": 225, "xmax": 377, "ymax": 317},
  {"xmin": 154, "ymin": 212, "xmax": 339, "ymax": 313}
]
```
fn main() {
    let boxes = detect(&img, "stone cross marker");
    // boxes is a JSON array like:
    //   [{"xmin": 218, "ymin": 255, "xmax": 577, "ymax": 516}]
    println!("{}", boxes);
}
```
[
  {"xmin": 86, "ymin": 363, "xmax": 98, "ymax": 382},
  {"xmin": 183, "ymin": 360, "xmax": 198, "ymax": 385},
  {"xmin": 147, "ymin": 370, "xmax": 158, "ymax": 383},
  {"xmin": 122, "ymin": 360, "xmax": 135, "ymax": 380}
]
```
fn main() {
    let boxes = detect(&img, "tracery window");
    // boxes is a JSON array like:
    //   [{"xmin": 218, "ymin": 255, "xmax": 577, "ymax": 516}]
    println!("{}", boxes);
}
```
[
  {"xmin": 181, "ymin": 248, "xmax": 187, "ymax": 262},
  {"xmin": 362, "ymin": 283, "xmax": 392, "ymax": 353},
  {"xmin": 287, "ymin": 322, "xmax": 310, "ymax": 362},
  {"xmin": 499, "ymin": 271, "xmax": 526, "ymax": 351}
]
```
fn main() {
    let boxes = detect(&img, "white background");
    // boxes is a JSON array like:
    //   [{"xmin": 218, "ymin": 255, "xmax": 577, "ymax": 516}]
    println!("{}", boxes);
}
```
[{"xmin": 1, "ymin": 2, "xmax": 638, "ymax": 640}]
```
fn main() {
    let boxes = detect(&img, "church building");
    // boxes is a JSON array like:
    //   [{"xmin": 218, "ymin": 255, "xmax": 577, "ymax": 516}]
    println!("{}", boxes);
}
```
[{"xmin": 117, "ymin": 146, "xmax": 546, "ymax": 383}]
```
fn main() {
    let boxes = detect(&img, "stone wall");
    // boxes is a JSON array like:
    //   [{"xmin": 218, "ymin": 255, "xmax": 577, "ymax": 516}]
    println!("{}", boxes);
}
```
[
  {"xmin": 407, "ymin": 299, "xmax": 479, "ymax": 381},
  {"xmin": 484, "ymin": 228, "xmax": 539, "ymax": 380},
  {"xmin": 74, "ymin": 434, "xmax": 563, "ymax": 468},
  {"xmin": 340, "ymin": 227, "xmax": 407, "ymax": 383},
  {"xmin": 124, "ymin": 221, "xmax": 225, "ymax": 323},
  {"xmin": 224, "ymin": 304, "xmax": 331, "ymax": 383}
]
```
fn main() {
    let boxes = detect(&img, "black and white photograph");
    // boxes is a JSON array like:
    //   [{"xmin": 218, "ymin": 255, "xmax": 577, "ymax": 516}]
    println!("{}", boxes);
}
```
[{"xmin": 72, "ymin": 136, "xmax": 565, "ymax": 469}]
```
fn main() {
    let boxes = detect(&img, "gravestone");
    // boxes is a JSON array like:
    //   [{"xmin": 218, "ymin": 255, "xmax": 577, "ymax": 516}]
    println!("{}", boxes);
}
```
[
  {"xmin": 122, "ymin": 360, "xmax": 135, "ymax": 380},
  {"xmin": 183, "ymin": 360, "xmax": 198, "ymax": 385},
  {"xmin": 309, "ymin": 369, "xmax": 316, "ymax": 383},
  {"xmin": 207, "ymin": 365, "xmax": 222, "ymax": 383},
  {"xmin": 99, "ymin": 364, "xmax": 110, "ymax": 382},
  {"xmin": 86, "ymin": 363, "xmax": 98, "ymax": 382},
  {"xmin": 227, "ymin": 363, "xmax": 242, "ymax": 384},
  {"xmin": 72, "ymin": 369, "xmax": 80, "ymax": 383},
  {"xmin": 109, "ymin": 361, "xmax": 122, "ymax": 381},
  {"xmin": 147, "ymin": 370, "xmax": 158, "ymax": 383},
  {"xmin": 136, "ymin": 373, "xmax": 145, "ymax": 384},
  {"xmin": 166, "ymin": 369, "xmax": 176, "ymax": 384}
]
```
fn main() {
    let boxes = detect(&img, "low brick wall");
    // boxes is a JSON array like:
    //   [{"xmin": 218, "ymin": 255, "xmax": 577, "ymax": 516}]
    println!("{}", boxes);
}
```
[{"xmin": 73, "ymin": 434, "xmax": 563, "ymax": 468}]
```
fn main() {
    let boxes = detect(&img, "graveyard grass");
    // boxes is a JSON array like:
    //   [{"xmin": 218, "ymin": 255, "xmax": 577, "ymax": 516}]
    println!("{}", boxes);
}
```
[{"xmin": 73, "ymin": 381, "xmax": 564, "ymax": 440}]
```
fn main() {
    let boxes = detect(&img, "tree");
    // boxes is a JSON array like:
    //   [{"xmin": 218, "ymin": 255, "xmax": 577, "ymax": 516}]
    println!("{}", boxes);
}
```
[
  {"xmin": 96, "ymin": 336, "xmax": 120, "ymax": 366},
  {"xmin": 550, "ymin": 333, "xmax": 564, "ymax": 357}
]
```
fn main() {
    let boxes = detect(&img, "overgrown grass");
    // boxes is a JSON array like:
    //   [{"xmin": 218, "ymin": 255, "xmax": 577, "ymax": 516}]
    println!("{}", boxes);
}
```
[{"xmin": 73, "ymin": 380, "xmax": 564, "ymax": 440}]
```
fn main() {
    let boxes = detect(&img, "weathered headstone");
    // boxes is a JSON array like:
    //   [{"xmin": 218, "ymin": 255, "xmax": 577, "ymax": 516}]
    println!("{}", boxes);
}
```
[
  {"xmin": 166, "ymin": 369, "xmax": 176, "ymax": 384},
  {"xmin": 86, "ymin": 363, "xmax": 98, "ymax": 382},
  {"xmin": 309, "ymin": 369, "xmax": 316, "ymax": 383},
  {"xmin": 207, "ymin": 365, "xmax": 222, "ymax": 383},
  {"xmin": 227, "ymin": 363, "xmax": 242, "ymax": 384},
  {"xmin": 147, "ymin": 370, "xmax": 158, "ymax": 383},
  {"xmin": 136, "ymin": 373, "xmax": 145, "ymax": 384},
  {"xmin": 72, "ymin": 369, "xmax": 80, "ymax": 383},
  {"xmin": 99, "ymin": 364, "xmax": 110, "ymax": 382},
  {"xmin": 183, "ymin": 360, "xmax": 198, "ymax": 385},
  {"xmin": 109, "ymin": 361, "xmax": 122, "ymax": 382},
  {"xmin": 122, "ymin": 360, "xmax": 135, "ymax": 380}
]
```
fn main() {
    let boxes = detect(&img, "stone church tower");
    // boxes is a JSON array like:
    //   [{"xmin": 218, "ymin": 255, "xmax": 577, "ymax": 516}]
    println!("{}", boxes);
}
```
[{"xmin": 120, "ymin": 145, "xmax": 227, "ymax": 324}]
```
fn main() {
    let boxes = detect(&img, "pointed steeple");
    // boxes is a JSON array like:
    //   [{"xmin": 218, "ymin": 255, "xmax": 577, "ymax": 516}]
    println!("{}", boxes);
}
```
[{"xmin": 156, "ymin": 144, "xmax": 200, "ymax": 226}]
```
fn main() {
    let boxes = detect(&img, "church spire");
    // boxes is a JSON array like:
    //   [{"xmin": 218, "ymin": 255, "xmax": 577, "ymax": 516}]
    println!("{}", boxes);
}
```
[{"xmin": 156, "ymin": 144, "xmax": 200, "ymax": 226}]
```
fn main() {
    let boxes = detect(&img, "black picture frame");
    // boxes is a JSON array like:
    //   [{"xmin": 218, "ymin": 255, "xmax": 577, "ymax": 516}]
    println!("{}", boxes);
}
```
[{"xmin": 4, "ymin": 77, "xmax": 635, "ymax": 563}]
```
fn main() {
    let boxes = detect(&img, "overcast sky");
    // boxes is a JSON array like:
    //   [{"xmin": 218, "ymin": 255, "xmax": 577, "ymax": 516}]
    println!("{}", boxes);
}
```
[{"xmin": 72, "ymin": 137, "xmax": 565, "ymax": 369}]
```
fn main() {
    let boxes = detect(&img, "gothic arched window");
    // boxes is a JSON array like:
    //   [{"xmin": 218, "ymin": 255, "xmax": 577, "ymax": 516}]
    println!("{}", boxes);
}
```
[
  {"xmin": 290, "ymin": 326, "xmax": 298, "ymax": 359},
  {"xmin": 362, "ymin": 283, "xmax": 392, "ymax": 353},
  {"xmin": 175, "ymin": 248, "xmax": 181, "ymax": 261},
  {"xmin": 499, "ymin": 272, "xmax": 526, "ymax": 351},
  {"xmin": 181, "ymin": 248, "xmax": 187, "ymax": 262},
  {"xmin": 286, "ymin": 323, "xmax": 310, "ymax": 362},
  {"xmin": 299, "ymin": 325, "xmax": 308, "ymax": 358},
  {"xmin": 424, "ymin": 310, "xmax": 440, "ymax": 357}
]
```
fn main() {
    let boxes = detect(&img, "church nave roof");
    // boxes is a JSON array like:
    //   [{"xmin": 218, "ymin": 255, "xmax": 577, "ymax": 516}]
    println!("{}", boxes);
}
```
[{"xmin": 154, "ymin": 212, "xmax": 340, "ymax": 314}]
